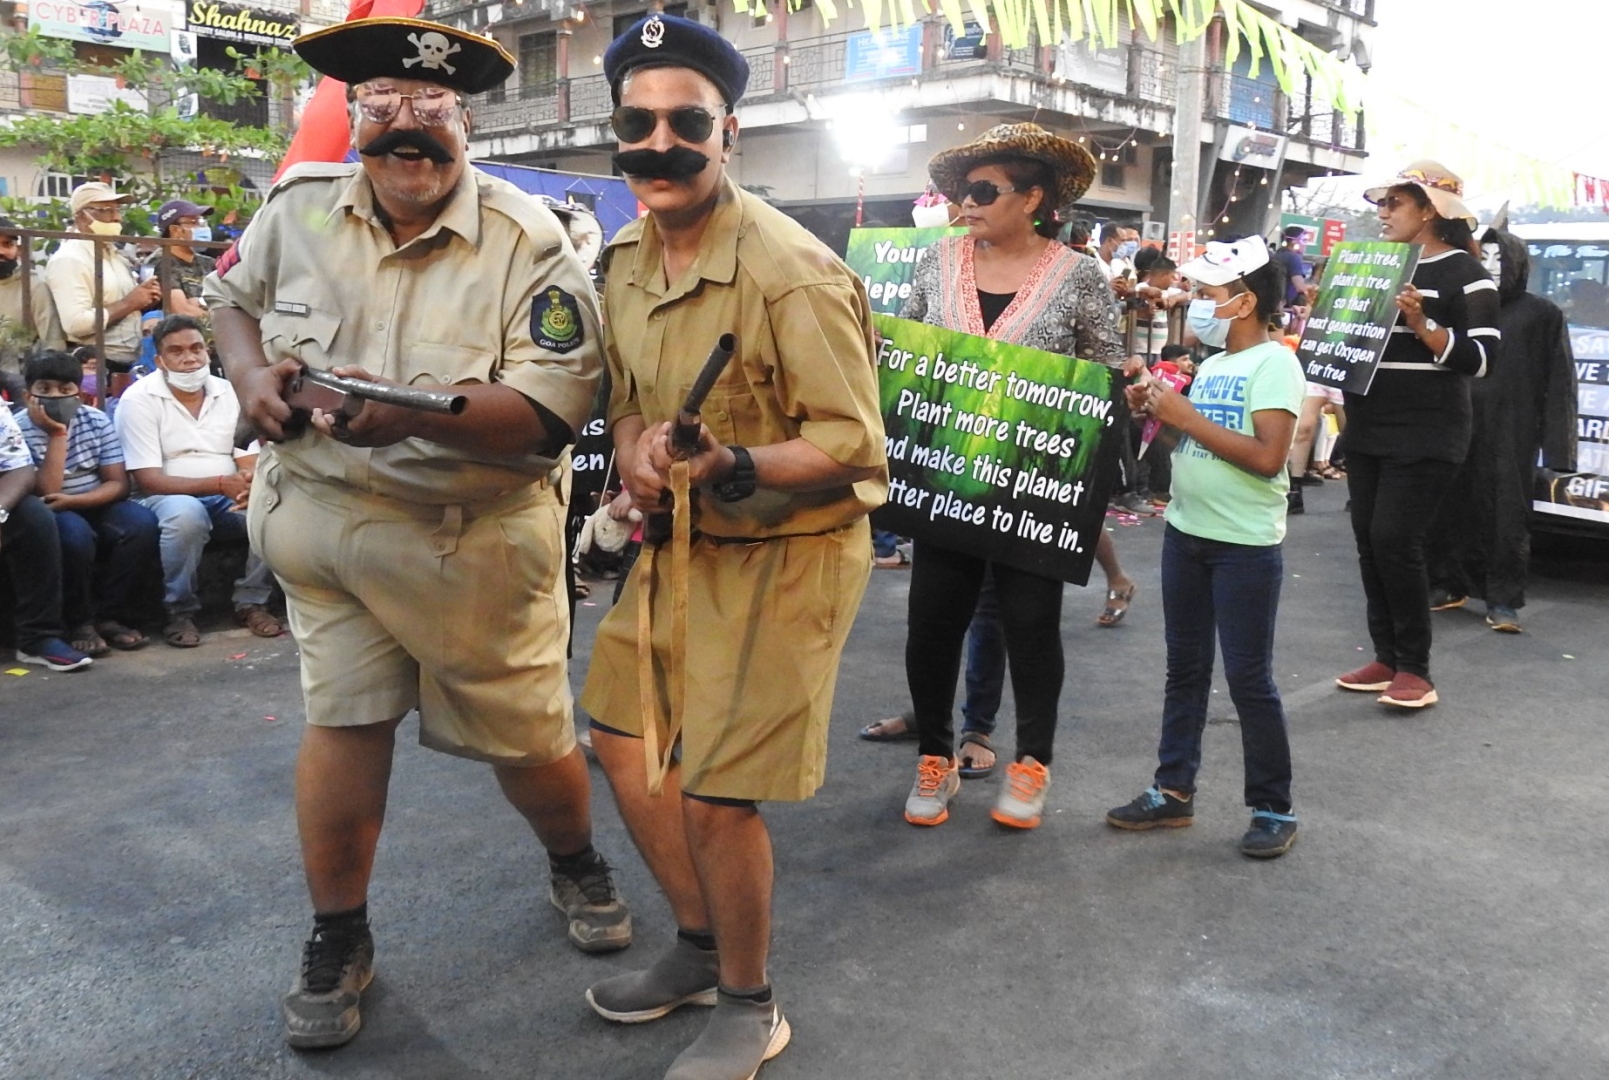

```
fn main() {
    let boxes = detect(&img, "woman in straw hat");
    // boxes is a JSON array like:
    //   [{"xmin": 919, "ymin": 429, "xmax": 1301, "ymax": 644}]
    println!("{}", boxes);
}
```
[
  {"xmin": 896, "ymin": 122, "xmax": 1124, "ymax": 831},
  {"xmin": 1334, "ymin": 161, "xmax": 1499, "ymax": 709}
]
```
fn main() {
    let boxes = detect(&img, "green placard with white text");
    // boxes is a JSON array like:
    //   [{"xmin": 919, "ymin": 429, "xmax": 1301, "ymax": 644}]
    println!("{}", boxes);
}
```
[
  {"xmin": 1296, "ymin": 240, "xmax": 1421, "ymax": 394},
  {"xmin": 844, "ymin": 227, "xmax": 961, "ymax": 316},
  {"xmin": 873, "ymin": 313, "xmax": 1121, "ymax": 585}
]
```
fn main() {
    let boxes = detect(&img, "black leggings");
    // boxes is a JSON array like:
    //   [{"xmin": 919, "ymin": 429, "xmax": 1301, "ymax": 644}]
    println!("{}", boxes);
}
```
[
  {"xmin": 905, "ymin": 541, "xmax": 1065, "ymax": 764},
  {"xmin": 1346, "ymin": 452, "xmax": 1462, "ymax": 678}
]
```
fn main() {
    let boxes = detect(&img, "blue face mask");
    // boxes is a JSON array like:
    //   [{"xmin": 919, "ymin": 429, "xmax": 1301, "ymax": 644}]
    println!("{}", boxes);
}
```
[
  {"xmin": 1115, "ymin": 239, "xmax": 1140, "ymax": 260},
  {"xmin": 188, "ymin": 225, "xmax": 213, "ymax": 243},
  {"xmin": 1187, "ymin": 296, "xmax": 1240, "ymax": 348}
]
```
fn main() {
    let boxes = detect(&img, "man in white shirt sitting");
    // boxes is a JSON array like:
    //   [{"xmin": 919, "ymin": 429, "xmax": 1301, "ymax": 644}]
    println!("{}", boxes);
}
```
[
  {"xmin": 45, "ymin": 183, "xmax": 162, "ymax": 378},
  {"xmin": 113, "ymin": 315, "xmax": 282, "ymax": 647}
]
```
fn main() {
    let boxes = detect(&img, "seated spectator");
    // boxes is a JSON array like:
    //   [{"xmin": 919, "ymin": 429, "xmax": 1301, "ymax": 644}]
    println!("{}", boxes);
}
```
[
  {"xmin": 113, "ymin": 314, "xmax": 282, "ymax": 648},
  {"xmin": 45, "ymin": 183, "xmax": 163, "ymax": 384},
  {"xmin": 1, "ymin": 400, "xmax": 91, "ymax": 670},
  {"xmin": 0, "ymin": 216, "xmax": 68, "ymax": 381},
  {"xmin": 18, "ymin": 350, "xmax": 159, "ymax": 654},
  {"xmin": 147, "ymin": 200, "xmax": 215, "ymax": 322}
]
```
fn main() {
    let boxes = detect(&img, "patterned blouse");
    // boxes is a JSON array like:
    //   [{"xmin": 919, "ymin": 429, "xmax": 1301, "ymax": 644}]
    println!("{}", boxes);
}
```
[{"xmin": 900, "ymin": 235, "xmax": 1124, "ymax": 366}]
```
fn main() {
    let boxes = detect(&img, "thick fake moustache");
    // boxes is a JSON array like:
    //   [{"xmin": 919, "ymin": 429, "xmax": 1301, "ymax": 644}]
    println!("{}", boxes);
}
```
[
  {"xmin": 613, "ymin": 147, "xmax": 710, "ymax": 181},
  {"xmin": 359, "ymin": 130, "xmax": 454, "ymax": 165}
]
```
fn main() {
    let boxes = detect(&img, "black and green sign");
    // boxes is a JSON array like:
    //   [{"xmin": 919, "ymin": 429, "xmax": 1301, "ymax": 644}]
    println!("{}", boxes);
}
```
[
  {"xmin": 1297, "ymin": 240, "xmax": 1421, "ymax": 394},
  {"xmin": 872, "ymin": 314, "xmax": 1121, "ymax": 584}
]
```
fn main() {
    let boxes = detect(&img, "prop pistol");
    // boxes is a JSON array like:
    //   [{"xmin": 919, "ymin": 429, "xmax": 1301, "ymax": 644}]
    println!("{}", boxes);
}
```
[
  {"xmin": 642, "ymin": 333, "xmax": 738, "ymax": 546},
  {"xmin": 283, "ymin": 364, "xmax": 468, "ymax": 438}
]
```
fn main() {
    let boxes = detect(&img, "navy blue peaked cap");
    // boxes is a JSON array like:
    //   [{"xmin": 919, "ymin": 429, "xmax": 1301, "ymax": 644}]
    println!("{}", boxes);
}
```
[{"xmin": 604, "ymin": 13, "xmax": 750, "ymax": 106}]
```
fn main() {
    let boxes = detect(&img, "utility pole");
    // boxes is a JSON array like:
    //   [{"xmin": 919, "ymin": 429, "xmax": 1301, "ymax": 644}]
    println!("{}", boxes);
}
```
[{"xmin": 1168, "ymin": 31, "xmax": 1207, "ymax": 257}]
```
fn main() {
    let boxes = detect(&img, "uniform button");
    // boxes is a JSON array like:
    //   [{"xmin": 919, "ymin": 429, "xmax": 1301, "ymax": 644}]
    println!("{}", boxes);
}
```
[
  {"xmin": 652, "ymin": 312, "xmax": 663, "ymax": 321},
  {"xmin": 374, "ymin": 321, "xmax": 386, "ymax": 331}
]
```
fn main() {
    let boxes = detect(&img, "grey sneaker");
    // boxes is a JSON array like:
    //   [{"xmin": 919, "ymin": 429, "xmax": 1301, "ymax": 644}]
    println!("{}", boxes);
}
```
[
  {"xmin": 282, "ymin": 926, "xmax": 375, "ymax": 1049},
  {"xmin": 665, "ymin": 990, "xmax": 791, "ymax": 1080},
  {"xmin": 990, "ymin": 756, "xmax": 1051, "ymax": 830},
  {"xmin": 1106, "ymin": 785, "xmax": 1195, "ymax": 830},
  {"xmin": 1240, "ymin": 809, "xmax": 1299, "ymax": 859},
  {"xmin": 550, "ymin": 850, "xmax": 632, "ymax": 954},
  {"xmin": 1486, "ymin": 604, "xmax": 1522, "ymax": 633},
  {"xmin": 903, "ymin": 755, "xmax": 960, "ymax": 826},
  {"xmin": 587, "ymin": 936, "xmax": 720, "ymax": 1023}
]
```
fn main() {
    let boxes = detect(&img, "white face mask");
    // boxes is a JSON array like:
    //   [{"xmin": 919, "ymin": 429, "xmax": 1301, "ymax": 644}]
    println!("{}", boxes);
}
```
[{"xmin": 164, "ymin": 366, "xmax": 210, "ymax": 392}]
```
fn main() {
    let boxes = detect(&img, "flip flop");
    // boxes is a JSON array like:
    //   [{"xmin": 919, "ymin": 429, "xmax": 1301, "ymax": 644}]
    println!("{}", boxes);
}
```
[
  {"xmin": 164, "ymin": 615, "xmax": 202, "ymax": 648},
  {"xmin": 1097, "ymin": 585, "xmax": 1137, "ymax": 628},
  {"xmin": 858, "ymin": 713, "xmax": 918, "ymax": 742},
  {"xmin": 95, "ymin": 620, "xmax": 149, "ymax": 651},
  {"xmin": 957, "ymin": 731, "xmax": 996, "ymax": 780}
]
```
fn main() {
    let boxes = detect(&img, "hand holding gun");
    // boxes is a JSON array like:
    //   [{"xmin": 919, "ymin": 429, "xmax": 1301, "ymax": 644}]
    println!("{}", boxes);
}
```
[
  {"xmin": 642, "ymin": 334, "xmax": 738, "ymax": 546},
  {"xmin": 282, "ymin": 364, "xmax": 468, "ymax": 440}
]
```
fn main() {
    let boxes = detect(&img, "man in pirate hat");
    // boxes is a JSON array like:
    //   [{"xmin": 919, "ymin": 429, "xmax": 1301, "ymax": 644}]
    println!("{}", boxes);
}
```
[
  {"xmin": 204, "ymin": 16, "xmax": 629, "ymax": 1050},
  {"xmin": 577, "ymin": 12, "xmax": 888, "ymax": 1080}
]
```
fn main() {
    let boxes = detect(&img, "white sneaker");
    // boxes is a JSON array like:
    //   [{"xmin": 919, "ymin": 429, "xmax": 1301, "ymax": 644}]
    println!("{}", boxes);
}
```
[
  {"xmin": 991, "ymin": 756, "xmax": 1051, "ymax": 829},
  {"xmin": 904, "ymin": 755, "xmax": 960, "ymax": 826}
]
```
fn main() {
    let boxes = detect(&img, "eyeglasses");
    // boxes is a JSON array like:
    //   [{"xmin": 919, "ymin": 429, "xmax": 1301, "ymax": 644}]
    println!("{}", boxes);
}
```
[
  {"xmin": 354, "ymin": 84, "xmax": 463, "ymax": 128},
  {"xmin": 83, "ymin": 205, "xmax": 123, "ymax": 220},
  {"xmin": 960, "ymin": 180, "xmax": 1020, "ymax": 206},
  {"xmin": 610, "ymin": 105, "xmax": 721, "ymax": 145}
]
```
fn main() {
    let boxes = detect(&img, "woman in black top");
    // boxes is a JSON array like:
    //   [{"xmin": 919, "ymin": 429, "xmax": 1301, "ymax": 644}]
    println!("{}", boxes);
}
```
[{"xmin": 1335, "ymin": 162, "xmax": 1499, "ymax": 708}]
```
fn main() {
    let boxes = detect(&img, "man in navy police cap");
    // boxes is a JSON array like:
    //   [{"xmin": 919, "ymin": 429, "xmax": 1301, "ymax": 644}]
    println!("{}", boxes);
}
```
[
  {"xmin": 580, "ymin": 13, "xmax": 888, "ymax": 1080},
  {"xmin": 206, "ymin": 15, "xmax": 631, "ymax": 1051}
]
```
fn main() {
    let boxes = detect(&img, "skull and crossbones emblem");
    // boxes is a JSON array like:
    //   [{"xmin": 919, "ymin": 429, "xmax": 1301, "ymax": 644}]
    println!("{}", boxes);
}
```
[{"xmin": 405, "ymin": 31, "xmax": 462, "ymax": 74}]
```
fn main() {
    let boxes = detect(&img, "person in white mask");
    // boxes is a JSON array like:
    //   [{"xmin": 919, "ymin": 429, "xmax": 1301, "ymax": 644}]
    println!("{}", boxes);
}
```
[
  {"xmin": 45, "ymin": 183, "xmax": 162, "ymax": 375},
  {"xmin": 148, "ymin": 199, "xmax": 217, "ymax": 321},
  {"xmin": 112, "ymin": 314, "xmax": 283, "ymax": 647}
]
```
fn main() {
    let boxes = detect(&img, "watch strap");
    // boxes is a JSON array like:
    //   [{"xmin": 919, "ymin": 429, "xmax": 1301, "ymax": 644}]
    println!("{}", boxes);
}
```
[{"xmin": 715, "ymin": 444, "xmax": 757, "ymax": 502}]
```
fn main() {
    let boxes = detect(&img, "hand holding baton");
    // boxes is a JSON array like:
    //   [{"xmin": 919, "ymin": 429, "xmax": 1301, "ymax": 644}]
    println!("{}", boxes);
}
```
[{"xmin": 642, "ymin": 333, "xmax": 738, "ymax": 546}]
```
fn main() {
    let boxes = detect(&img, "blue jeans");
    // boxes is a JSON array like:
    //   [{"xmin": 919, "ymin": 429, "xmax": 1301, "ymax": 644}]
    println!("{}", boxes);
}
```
[
  {"xmin": 52, "ymin": 501, "xmax": 160, "ymax": 629},
  {"xmin": 872, "ymin": 528, "xmax": 901, "ymax": 559},
  {"xmin": 139, "ymin": 493, "xmax": 274, "ymax": 615},
  {"xmin": 1155, "ymin": 525, "xmax": 1292, "ymax": 812}
]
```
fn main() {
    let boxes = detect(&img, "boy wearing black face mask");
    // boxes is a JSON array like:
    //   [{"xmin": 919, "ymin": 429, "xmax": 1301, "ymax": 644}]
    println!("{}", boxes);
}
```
[{"xmin": 18, "ymin": 350, "xmax": 159, "ymax": 655}]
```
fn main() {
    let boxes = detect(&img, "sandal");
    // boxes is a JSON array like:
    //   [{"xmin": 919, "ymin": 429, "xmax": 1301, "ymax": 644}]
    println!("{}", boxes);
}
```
[
  {"xmin": 858, "ymin": 712, "xmax": 918, "ymax": 742},
  {"xmin": 957, "ymin": 731, "xmax": 996, "ymax": 780},
  {"xmin": 164, "ymin": 615, "xmax": 202, "ymax": 648},
  {"xmin": 70, "ymin": 623, "xmax": 111, "ymax": 658},
  {"xmin": 95, "ymin": 620, "xmax": 149, "ymax": 651},
  {"xmin": 873, "ymin": 550, "xmax": 911, "ymax": 569},
  {"xmin": 1317, "ymin": 465, "xmax": 1346, "ymax": 480},
  {"xmin": 1096, "ymin": 585, "xmax": 1137, "ymax": 628},
  {"xmin": 235, "ymin": 604, "xmax": 285, "ymax": 638}
]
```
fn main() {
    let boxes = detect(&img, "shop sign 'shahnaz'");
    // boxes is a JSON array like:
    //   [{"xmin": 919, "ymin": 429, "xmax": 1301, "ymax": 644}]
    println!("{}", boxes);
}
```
[{"xmin": 185, "ymin": 1, "xmax": 299, "ymax": 46}]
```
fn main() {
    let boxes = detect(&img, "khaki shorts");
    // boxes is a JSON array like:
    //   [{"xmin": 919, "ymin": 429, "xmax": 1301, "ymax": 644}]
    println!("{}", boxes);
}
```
[
  {"xmin": 248, "ymin": 458, "xmax": 575, "ymax": 766},
  {"xmin": 581, "ymin": 520, "xmax": 871, "ymax": 802}
]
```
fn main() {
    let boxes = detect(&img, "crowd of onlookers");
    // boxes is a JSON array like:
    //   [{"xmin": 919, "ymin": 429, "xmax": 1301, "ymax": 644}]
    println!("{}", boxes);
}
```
[{"xmin": 0, "ymin": 181, "xmax": 282, "ymax": 673}]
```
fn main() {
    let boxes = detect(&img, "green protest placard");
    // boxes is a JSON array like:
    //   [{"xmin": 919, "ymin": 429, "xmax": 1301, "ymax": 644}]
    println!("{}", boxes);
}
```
[
  {"xmin": 1296, "ymin": 240, "xmax": 1420, "ymax": 394},
  {"xmin": 844, "ymin": 227, "xmax": 961, "ymax": 316},
  {"xmin": 873, "ymin": 313, "xmax": 1121, "ymax": 585}
]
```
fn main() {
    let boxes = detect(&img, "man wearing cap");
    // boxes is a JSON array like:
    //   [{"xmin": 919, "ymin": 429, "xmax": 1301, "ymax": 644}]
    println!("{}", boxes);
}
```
[
  {"xmin": 148, "ymin": 200, "xmax": 216, "ymax": 321},
  {"xmin": 578, "ymin": 14, "xmax": 886, "ymax": 1080},
  {"xmin": 45, "ymin": 183, "xmax": 161, "ymax": 373},
  {"xmin": 0, "ymin": 217, "xmax": 67, "ymax": 382},
  {"xmin": 203, "ymin": 17, "xmax": 628, "ymax": 1050}
]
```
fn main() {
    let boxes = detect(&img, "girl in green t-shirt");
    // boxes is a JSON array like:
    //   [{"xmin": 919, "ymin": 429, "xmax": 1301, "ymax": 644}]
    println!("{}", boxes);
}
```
[{"xmin": 1102, "ymin": 238, "xmax": 1306, "ymax": 860}]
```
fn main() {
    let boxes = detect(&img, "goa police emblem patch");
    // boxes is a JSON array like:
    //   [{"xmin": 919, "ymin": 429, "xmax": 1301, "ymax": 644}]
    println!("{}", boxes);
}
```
[{"xmin": 533, "ymin": 286, "xmax": 584, "ymax": 353}]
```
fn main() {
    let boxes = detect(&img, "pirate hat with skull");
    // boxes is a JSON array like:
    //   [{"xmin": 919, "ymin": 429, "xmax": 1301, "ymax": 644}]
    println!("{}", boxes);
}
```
[{"xmin": 294, "ymin": 16, "xmax": 514, "ymax": 96}]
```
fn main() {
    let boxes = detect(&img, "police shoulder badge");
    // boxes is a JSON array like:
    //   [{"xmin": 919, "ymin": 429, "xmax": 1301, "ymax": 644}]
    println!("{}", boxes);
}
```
[{"xmin": 533, "ymin": 286, "xmax": 584, "ymax": 354}]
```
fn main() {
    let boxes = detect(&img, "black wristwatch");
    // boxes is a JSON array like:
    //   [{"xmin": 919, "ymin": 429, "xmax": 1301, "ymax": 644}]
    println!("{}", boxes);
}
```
[{"xmin": 714, "ymin": 445, "xmax": 757, "ymax": 503}]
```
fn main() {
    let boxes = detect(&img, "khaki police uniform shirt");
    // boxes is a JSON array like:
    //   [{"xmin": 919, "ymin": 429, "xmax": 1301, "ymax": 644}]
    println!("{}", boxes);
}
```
[
  {"xmin": 605, "ymin": 179, "xmax": 888, "ymax": 537},
  {"xmin": 203, "ymin": 162, "xmax": 602, "ymax": 506},
  {"xmin": 0, "ymin": 271, "xmax": 67, "ymax": 376}
]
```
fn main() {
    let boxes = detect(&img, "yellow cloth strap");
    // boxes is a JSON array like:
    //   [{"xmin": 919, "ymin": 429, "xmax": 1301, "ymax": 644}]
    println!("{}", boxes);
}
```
[{"xmin": 636, "ymin": 460, "xmax": 693, "ymax": 796}]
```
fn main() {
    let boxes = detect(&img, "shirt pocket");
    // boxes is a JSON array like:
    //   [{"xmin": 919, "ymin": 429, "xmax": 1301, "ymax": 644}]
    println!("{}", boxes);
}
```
[
  {"xmin": 405, "ymin": 342, "xmax": 492, "ymax": 387},
  {"xmin": 701, "ymin": 389, "xmax": 768, "ymax": 448},
  {"xmin": 261, "ymin": 307, "xmax": 342, "ymax": 368}
]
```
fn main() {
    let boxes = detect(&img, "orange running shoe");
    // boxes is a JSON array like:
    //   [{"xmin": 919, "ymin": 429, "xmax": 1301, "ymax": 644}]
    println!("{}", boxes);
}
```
[
  {"xmin": 904, "ymin": 755, "xmax": 960, "ymax": 826},
  {"xmin": 991, "ymin": 757, "xmax": 1051, "ymax": 829}
]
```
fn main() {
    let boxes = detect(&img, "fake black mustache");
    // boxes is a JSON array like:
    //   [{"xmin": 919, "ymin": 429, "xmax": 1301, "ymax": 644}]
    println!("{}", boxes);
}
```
[
  {"xmin": 359, "ymin": 129, "xmax": 454, "ymax": 165},
  {"xmin": 612, "ymin": 147, "xmax": 710, "ymax": 181}
]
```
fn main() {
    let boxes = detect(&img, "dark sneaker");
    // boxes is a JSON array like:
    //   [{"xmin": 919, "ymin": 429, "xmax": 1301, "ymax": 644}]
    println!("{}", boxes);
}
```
[
  {"xmin": 1241, "ymin": 809, "xmax": 1298, "ymax": 858},
  {"xmin": 665, "ymin": 990, "xmax": 791, "ymax": 1080},
  {"xmin": 550, "ymin": 850, "xmax": 632, "ymax": 954},
  {"xmin": 282, "ymin": 925, "xmax": 375, "ymax": 1049},
  {"xmin": 587, "ymin": 936, "xmax": 719, "ymax": 1023},
  {"xmin": 16, "ymin": 637, "xmax": 92, "ymax": 672},
  {"xmin": 1286, "ymin": 487, "xmax": 1305, "ymax": 515},
  {"xmin": 1106, "ymin": 785, "xmax": 1194, "ymax": 830},
  {"xmin": 1115, "ymin": 492, "xmax": 1158, "ymax": 517},
  {"xmin": 1336, "ymin": 661, "xmax": 1395, "ymax": 692},
  {"xmin": 1486, "ymin": 605, "xmax": 1522, "ymax": 633},
  {"xmin": 1428, "ymin": 589, "xmax": 1467, "ymax": 611},
  {"xmin": 1378, "ymin": 672, "xmax": 1438, "ymax": 709}
]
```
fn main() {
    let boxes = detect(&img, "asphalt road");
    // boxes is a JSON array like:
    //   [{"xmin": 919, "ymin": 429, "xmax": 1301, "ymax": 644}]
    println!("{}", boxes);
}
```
[{"xmin": 3, "ymin": 480, "xmax": 1606, "ymax": 1080}]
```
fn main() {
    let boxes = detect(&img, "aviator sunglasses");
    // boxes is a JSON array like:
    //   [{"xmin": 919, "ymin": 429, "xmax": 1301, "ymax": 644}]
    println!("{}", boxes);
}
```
[
  {"xmin": 354, "ymin": 84, "xmax": 463, "ymax": 128},
  {"xmin": 960, "ymin": 179, "xmax": 1021, "ymax": 206},
  {"xmin": 611, "ymin": 105, "xmax": 723, "ymax": 144}
]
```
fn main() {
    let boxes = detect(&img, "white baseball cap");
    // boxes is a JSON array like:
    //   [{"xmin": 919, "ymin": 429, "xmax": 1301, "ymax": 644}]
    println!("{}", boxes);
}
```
[{"xmin": 1178, "ymin": 236, "xmax": 1271, "ymax": 287}]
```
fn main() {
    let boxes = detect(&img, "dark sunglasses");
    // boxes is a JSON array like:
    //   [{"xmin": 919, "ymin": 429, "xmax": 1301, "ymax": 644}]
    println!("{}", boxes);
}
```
[
  {"xmin": 1379, "ymin": 194, "xmax": 1415, "ymax": 211},
  {"xmin": 960, "ymin": 179, "xmax": 1020, "ymax": 206},
  {"xmin": 610, "ymin": 105, "xmax": 722, "ymax": 145}
]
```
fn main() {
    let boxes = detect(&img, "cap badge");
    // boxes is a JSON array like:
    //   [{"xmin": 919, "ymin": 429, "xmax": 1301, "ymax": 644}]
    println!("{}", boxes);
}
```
[
  {"xmin": 641, "ymin": 15, "xmax": 665, "ymax": 48},
  {"xmin": 405, "ymin": 31, "xmax": 462, "ymax": 74}
]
